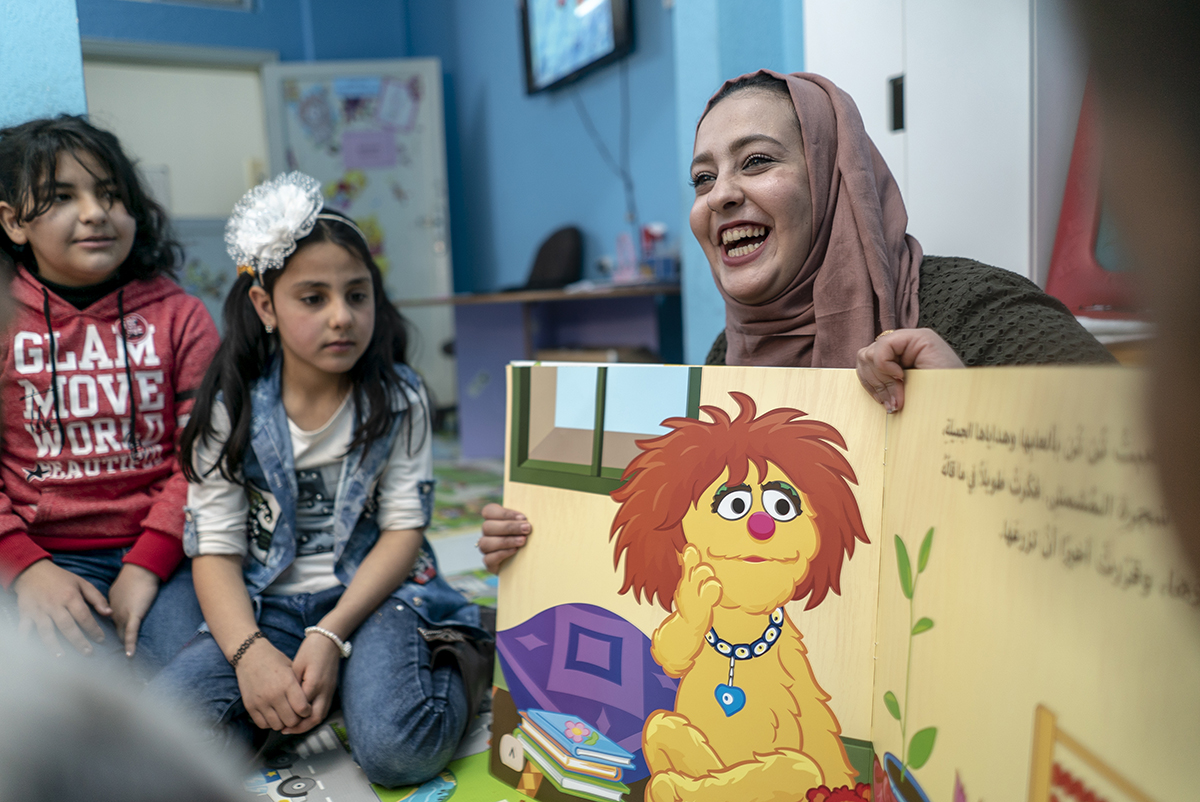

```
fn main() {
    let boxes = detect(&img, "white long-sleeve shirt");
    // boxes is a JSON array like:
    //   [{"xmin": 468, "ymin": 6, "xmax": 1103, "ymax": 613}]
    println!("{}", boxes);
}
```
[{"xmin": 188, "ymin": 390, "xmax": 432, "ymax": 595}]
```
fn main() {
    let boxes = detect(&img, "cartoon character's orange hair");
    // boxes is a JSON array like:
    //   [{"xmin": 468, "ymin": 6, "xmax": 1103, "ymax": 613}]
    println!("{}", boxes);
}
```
[{"xmin": 609, "ymin": 392, "xmax": 869, "ymax": 612}]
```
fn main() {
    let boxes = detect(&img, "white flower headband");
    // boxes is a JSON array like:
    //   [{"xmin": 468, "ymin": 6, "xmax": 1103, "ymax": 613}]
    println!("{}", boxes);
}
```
[{"xmin": 225, "ymin": 171, "xmax": 370, "ymax": 280}]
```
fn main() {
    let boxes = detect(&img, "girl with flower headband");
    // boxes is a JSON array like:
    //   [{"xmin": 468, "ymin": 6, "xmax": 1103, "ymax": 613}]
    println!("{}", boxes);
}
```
[
  {"xmin": 0, "ymin": 115, "xmax": 217, "ymax": 668},
  {"xmin": 159, "ymin": 172, "xmax": 489, "ymax": 786}
]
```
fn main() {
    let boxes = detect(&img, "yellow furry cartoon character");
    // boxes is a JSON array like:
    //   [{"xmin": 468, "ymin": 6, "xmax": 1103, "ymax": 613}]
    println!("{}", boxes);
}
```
[{"xmin": 610, "ymin": 393, "xmax": 869, "ymax": 801}]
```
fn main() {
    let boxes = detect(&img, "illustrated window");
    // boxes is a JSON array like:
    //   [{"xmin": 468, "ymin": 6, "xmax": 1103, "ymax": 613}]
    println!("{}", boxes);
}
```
[{"xmin": 510, "ymin": 364, "xmax": 701, "ymax": 494}]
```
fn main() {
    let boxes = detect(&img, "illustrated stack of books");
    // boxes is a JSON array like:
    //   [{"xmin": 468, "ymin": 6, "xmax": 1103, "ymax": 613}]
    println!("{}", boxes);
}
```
[{"xmin": 516, "ymin": 708, "xmax": 635, "ymax": 802}]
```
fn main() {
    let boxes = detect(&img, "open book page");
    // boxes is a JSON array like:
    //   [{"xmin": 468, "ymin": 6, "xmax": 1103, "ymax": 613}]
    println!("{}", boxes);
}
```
[
  {"xmin": 872, "ymin": 366, "xmax": 1200, "ymax": 802},
  {"xmin": 494, "ymin": 364, "xmax": 886, "ymax": 801}
]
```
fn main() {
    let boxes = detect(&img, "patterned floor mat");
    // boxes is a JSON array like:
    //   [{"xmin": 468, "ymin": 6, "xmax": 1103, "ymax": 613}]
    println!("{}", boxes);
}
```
[
  {"xmin": 244, "ymin": 713, "xmax": 530, "ymax": 802},
  {"xmin": 429, "ymin": 435, "xmax": 503, "ymax": 538}
]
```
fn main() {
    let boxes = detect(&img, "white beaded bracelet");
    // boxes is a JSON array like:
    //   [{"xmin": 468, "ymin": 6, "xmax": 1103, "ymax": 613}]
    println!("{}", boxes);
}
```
[{"xmin": 304, "ymin": 625, "xmax": 352, "ymax": 658}]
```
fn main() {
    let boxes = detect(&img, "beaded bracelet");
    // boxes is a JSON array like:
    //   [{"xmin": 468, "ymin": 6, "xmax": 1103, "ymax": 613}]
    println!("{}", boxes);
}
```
[
  {"xmin": 229, "ymin": 630, "xmax": 265, "ymax": 669},
  {"xmin": 304, "ymin": 625, "xmax": 352, "ymax": 658}
]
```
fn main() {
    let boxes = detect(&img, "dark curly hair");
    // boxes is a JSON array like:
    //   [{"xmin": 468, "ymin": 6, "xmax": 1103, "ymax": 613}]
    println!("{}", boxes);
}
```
[
  {"xmin": 0, "ymin": 115, "xmax": 181, "ymax": 280},
  {"xmin": 609, "ymin": 392, "xmax": 869, "ymax": 612}
]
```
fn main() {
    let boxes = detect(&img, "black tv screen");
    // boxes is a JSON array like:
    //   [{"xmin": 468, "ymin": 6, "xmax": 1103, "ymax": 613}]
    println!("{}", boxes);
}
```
[{"xmin": 520, "ymin": 0, "xmax": 634, "ymax": 94}]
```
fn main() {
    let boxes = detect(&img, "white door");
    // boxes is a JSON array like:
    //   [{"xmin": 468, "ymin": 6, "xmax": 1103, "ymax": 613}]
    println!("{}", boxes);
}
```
[
  {"xmin": 904, "ymin": 0, "xmax": 1033, "ymax": 279},
  {"xmin": 261, "ymin": 58, "xmax": 456, "ymax": 407},
  {"xmin": 805, "ymin": 0, "xmax": 1085, "ymax": 283},
  {"xmin": 803, "ymin": 0, "xmax": 907, "ymax": 196}
]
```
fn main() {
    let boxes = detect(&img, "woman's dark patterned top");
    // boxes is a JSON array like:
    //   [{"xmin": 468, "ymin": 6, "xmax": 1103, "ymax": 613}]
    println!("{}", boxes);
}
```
[{"xmin": 704, "ymin": 256, "xmax": 1117, "ymax": 367}]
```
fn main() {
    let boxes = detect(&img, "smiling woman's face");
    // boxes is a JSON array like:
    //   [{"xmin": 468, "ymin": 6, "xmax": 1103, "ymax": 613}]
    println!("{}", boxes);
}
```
[{"xmin": 689, "ymin": 89, "xmax": 813, "ymax": 306}]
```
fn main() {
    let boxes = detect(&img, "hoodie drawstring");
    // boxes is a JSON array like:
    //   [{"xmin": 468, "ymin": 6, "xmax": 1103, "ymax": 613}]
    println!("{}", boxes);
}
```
[
  {"xmin": 39, "ymin": 289, "xmax": 68, "ymax": 447},
  {"xmin": 117, "ymin": 289, "xmax": 142, "ymax": 460}
]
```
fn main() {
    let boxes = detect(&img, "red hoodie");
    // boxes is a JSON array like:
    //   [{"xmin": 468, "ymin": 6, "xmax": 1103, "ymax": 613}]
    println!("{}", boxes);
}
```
[{"xmin": 0, "ymin": 267, "xmax": 219, "ymax": 587}]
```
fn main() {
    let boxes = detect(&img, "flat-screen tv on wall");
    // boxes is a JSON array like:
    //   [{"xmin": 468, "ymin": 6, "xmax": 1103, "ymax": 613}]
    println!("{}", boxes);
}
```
[{"xmin": 520, "ymin": 0, "xmax": 634, "ymax": 94}]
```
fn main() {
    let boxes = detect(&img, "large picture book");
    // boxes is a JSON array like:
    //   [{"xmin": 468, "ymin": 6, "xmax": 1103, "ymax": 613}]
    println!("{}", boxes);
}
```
[{"xmin": 489, "ymin": 363, "xmax": 1199, "ymax": 802}]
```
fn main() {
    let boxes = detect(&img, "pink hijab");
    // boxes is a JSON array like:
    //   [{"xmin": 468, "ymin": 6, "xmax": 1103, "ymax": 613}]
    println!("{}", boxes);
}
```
[{"xmin": 707, "ymin": 70, "xmax": 922, "ymax": 368}]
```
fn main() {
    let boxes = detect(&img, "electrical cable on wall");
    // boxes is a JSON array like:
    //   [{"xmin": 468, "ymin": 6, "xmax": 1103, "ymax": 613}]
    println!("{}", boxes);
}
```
[{"xmin": 571, "ymin": 61, "xmax": 641, "ymax": 256}]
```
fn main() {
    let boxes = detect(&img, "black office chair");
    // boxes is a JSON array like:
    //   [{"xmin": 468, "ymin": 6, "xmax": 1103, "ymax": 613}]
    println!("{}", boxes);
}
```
[
  {"xmin": 443, "ymin": 225, "xmax": 584, "ymax": 360},
  {"xmin": 506, "ymin": 226, "xmax": 582, "ymax": 291}
]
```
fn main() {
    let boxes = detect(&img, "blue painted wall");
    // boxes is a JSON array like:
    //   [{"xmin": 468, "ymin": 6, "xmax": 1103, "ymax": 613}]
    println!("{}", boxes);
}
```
[
  {"xmin": 75, "ymin": 0, "xmax": 407, "ymax": 62},
  {"xmin": 0, "ymin": 0, "xmax": 87, "ymax": 127},
  {"xmin": 406, "ymin": 0, "xmax": 680, "ymax": 294},
  {"xmin": 73, "ymin": 0, "xmax": 683, "ymax": 302},
  {"xmin": 63, "ymin": 0, "xmax": 808, "ymax": 363}
]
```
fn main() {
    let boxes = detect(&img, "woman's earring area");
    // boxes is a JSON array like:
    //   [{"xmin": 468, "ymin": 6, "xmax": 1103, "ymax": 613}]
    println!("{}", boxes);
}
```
[{"xmin": 265, "ymin": 323, "xmax": 274, "ymax": 334}]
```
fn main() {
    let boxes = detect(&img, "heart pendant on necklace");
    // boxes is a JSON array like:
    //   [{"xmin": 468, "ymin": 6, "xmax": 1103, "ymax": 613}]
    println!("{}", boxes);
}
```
[{"xmin": 714, "ymin": 684, "xmax": 746, "ymax": 717}]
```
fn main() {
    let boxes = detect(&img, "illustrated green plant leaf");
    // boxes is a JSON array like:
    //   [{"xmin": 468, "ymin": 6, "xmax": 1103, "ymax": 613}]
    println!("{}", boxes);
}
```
[
  {"xmin": 912, "ymin": 617, "xmax": 934, "ymax": 635},
  {"xmin": 895, "ymin": 535, "xmax": 914, "ymax": 599},
  {"xmin": 918, "ymin": 527, "xmax": 934, "ymax": 573},
  {"xmin": 884, "ymin": 691, "xmax": 901, "ymax": 721},
  {"xmin": 908, "ymin": 727, "xmax": 937, "ymax": 769},
  {"xmin": 584, "ymin": 731, "xmax": 600, "ymax": 746}
]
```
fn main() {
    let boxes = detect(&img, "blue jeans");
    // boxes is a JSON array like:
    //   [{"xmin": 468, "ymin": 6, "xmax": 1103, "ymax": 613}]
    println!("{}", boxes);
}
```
[
  {"xmin": 152, "ymin": 585, "xmax": 468, "ymax": 788},
  {"xmin": 1, "ymin": 549, "xmax": 202, "ymax": 677}
]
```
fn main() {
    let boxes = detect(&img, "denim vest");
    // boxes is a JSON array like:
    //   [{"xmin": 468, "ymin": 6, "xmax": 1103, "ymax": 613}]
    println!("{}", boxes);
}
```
[{"xmin": 184, "ymin": 358, "xmax": 484, "ymax": 639}]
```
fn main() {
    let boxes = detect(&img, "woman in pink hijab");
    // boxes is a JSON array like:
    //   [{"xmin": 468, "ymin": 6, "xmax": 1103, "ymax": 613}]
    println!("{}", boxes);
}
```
[
  {"xmin": 694, "ymin": 70, "xmax": 924, "ymax": 376},
  {"xmin": 695, "ymin": 70, "xmax": 1109, "ymax": 404},
  {"xmin": 479, "ymin": 70, "xmax": 1112, "ymax": 571}
]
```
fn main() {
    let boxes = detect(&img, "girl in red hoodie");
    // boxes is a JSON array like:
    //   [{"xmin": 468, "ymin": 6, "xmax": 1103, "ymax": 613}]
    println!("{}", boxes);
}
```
[{"xmin": 0, "ymin": 116, "xmax": 218, "ymax": 669}]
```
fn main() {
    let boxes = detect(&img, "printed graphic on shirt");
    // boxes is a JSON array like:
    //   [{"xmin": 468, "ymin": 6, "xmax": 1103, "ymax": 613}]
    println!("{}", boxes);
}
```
[
  {"xmin": 121, "ymin": 313, "xmax": 150, "ymax": 341},
  {"xmin": 247, "ymin": 483, "xmax": 278, "ymax": 558},
  {"xmin": 295, "ymin": 465, "xmax": 340, "ymax": 557},
  {"xmin": 13, "ymin": 321, "xmax": 169, "ymax": 482},
  {"xmin": 245, "ymin": 466, "xmax": 340, "ymax": 564}
]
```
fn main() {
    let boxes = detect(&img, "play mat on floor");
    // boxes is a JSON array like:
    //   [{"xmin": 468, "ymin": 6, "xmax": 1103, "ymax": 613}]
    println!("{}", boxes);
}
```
[{"xmin": 428, "ymin": 437, "xmax": 503, "ymax": 538}]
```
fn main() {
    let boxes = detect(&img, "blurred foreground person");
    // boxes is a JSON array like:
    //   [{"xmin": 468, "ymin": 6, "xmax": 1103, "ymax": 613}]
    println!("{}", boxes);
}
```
[
  {"xmin": 1072, "ymin": 0, "xmax": 1200, "ymax": 569},
  {"xmin": 0, "ymin": 623, "xmax": 247, "ymax": 802}
]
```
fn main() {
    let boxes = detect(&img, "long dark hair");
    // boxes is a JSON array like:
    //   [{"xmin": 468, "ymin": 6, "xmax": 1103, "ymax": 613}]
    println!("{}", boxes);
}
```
[
  {"xmin": 0, "ymin": 115, "xmax": 181, "ymax": 279},
  {"xmin": 181, "ymin": 210, "xmax": 419, "ymax": 484}
]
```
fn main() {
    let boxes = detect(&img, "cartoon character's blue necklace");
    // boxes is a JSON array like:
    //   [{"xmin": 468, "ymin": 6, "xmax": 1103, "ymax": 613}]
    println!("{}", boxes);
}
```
[{"xmin": 705, "ymin": 607, "xmax": 784, "ymax": 717}]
